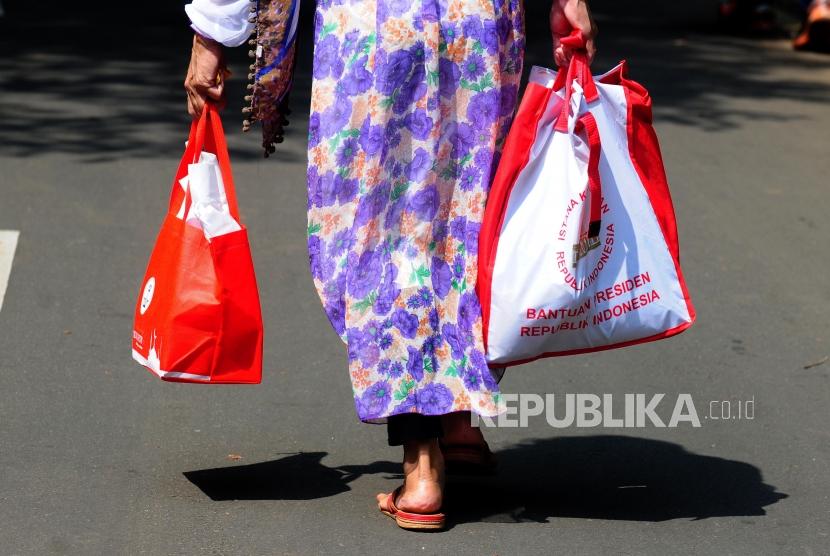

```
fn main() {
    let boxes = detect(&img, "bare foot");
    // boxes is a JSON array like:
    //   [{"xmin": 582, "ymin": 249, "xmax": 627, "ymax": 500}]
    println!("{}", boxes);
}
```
[{"xmin": 377, "ymin": 438, "xmax": 444, "ymax": 514}]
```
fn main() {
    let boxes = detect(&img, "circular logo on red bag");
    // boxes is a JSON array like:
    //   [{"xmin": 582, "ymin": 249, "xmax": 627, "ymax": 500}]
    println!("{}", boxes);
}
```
[{"xmin": 140, "ymin": 277, "xmax": 156, "ymax": 315}]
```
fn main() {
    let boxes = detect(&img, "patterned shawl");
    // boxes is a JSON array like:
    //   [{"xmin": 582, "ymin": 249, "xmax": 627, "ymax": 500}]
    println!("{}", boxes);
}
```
[{"xmin": 242, "ymin": 0, "xmax": 300, "ymax": 157}]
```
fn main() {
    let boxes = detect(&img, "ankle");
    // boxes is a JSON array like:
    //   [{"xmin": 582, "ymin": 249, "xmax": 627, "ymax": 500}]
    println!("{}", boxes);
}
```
[{"xmin": 403, "ymin": 439, "xmax": 444, "ymax": 482}]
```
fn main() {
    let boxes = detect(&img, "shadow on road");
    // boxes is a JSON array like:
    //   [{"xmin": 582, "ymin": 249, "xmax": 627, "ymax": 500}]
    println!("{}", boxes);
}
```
[
  {"xmin": 183, "ymin": 452, "xmax": 400, "ymax": 501},
  {"xmin": 183, "ymin": 435, "xmax": 786, "ymax": 526},
  {"xmin": 445, "ymin": 435, "xmax": 787, "ymax": 525},
  {"xmin": 1, "ymin": 1, "xmax": 829, "ymax": 161}
]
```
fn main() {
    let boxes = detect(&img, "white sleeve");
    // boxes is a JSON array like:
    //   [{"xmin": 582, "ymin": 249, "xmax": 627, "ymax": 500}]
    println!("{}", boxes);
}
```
[{"xmin": 185, "ymin": 0, "xmax": 255, "ymax": 48}]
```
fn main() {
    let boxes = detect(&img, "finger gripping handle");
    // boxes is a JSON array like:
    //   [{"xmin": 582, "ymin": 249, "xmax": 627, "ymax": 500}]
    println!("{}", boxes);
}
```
[{"xmin": 552, "ymin": 31, "xmax": 598, "ymax": 133}]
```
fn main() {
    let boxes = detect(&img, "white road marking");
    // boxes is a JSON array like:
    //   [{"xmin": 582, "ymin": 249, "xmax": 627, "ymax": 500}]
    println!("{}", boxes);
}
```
[{"xmin": 0, "ymin": 230, "xmax": 20, "ymax": 312}]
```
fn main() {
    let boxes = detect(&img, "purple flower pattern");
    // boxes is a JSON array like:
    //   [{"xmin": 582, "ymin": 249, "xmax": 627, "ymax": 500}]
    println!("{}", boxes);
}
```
[{"xmin": 307, "ymin": 0, "xmax": 524, "ymax": 422}]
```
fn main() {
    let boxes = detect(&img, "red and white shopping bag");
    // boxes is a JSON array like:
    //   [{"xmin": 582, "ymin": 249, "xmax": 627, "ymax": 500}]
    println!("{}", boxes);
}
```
[
  {"xmin": 478, "ymin": 34, "xmax": 695, "ymax": 366},
  {"xmin": 132, "ymin": 104, "xmax": 263, "ymax": 383}
]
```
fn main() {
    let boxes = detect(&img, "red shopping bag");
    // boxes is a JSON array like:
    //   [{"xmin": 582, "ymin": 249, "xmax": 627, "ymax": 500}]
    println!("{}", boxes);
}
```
[
  {"xmin": 478, "ymin": 32, "xmax": 695, "ymax": 366},
  {"xmin": 132, "ymin": 104, "xmax": 263, "ymax": 383}
]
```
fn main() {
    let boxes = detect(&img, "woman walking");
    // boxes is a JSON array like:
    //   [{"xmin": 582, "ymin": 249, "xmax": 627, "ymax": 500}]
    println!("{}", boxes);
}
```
[{"xmin": 184, "ymin": 0, "xmax": 596, "ymax": 530}]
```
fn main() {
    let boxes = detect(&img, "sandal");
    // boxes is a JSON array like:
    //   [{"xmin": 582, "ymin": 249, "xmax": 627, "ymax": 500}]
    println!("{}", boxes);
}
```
[
  {"xmin": 379, "ymin": 486, "xmax": 446, "ymax": 531},
  {"xmin": 794, "ymin": 1, "xmax": 830, "ymax": 51},
  {"xmin": 440, "ymin": 441, "xmax": 498, "ymax": 475}
]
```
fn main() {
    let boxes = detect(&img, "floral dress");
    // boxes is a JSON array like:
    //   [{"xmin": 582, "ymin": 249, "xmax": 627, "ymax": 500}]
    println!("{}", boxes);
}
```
[{"xmin": 307, "ymin": 0, "xmax": 525, "ymax": 422}]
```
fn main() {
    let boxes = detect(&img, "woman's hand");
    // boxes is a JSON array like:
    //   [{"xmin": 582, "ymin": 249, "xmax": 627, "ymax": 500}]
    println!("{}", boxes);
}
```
[
  {"xmin": 184, "ymin": 33, "xmax": 228, "ymax": 118},
  {"xmin": 551, "ymin": 0, "xmax": 598, "ymax": 66}
]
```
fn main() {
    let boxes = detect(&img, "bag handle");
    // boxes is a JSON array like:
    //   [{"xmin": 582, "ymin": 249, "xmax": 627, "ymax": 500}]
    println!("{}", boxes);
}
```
[
  {"xmin": 553, "ymin": 30, "xmax": 599, "ymax": 133},
  {"xmin": 574, "ymin": 112, "xmax": 603, "ymax": 238},
  {"xmin": 169, "ymin": 103, "xmax": 242, "ymax": 223},
  {"xmin": 168, "ymin": 111, "xmax": 202, "ymax": 214},
  {"xmin": 203, "ymin": 104, "xmax": 242, "ymax": 223}
]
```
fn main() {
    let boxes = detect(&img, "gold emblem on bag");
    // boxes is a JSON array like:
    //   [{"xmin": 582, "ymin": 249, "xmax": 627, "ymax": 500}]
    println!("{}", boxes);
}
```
[{"xmin": 572, "ymin": 233, "xmax": 600, "ymax": 267}]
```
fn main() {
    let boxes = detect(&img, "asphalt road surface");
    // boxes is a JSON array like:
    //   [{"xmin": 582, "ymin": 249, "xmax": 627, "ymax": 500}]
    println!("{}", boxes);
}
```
[{"xmin": 1, "ymin": 1, "xmax": 829, "ymax": 554}]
